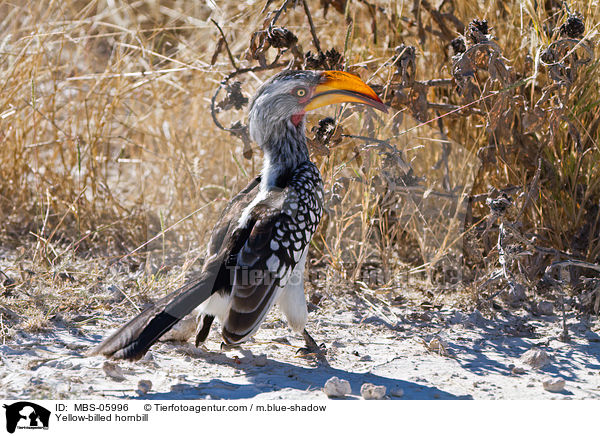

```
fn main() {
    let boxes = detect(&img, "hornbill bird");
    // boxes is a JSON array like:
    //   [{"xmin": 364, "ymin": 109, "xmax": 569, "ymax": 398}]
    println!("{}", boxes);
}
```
[{"xmin": 91, "ymin": 70, "xmax": 387, "ymax": 361}]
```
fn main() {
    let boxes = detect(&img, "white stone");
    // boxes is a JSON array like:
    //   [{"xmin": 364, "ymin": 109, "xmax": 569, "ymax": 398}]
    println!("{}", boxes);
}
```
[
  {"xmin": 360, "ymin": 383, "xmax": 386, "ymax": 400},
  {"xmin": 520, "ymin": 348, "xmax": 551, "ymax": 368},
  {"xmin": 136, "ymin": 379, "xmax": 152, "ymax": 395},
  {"xmin": 542, "ymin": 377, "xmax": 565, "ymax": 393},
  {"xmin": 323, "ymin": 376, "xmax": 351, "ymax": 398},
  {"xmin": 511, "ymin": 366, "xmax": 526, "ymax": 375},
  {"xmin": 102, "ymin": 361, "xmax": 125, "ymax": 381}
]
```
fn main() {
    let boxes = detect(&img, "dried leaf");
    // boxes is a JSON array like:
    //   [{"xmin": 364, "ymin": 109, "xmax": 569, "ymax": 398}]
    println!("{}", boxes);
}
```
[
  {"xmin": 486, "ymin": 94, "xmax": 508, "ymax": 133},
  {"xmin": 229, "ymin": 121, "xmax": 253, "ymax": 159},
  {"xmin": 320, "ymin": 0, "xmax": 347, "ymax": 17},
  {"xmin": 211, "ymin": 37, "xmax": 224, "ymax": 65},
  {"xmin": 390, "ymin": 44, "xmax": 416, "ymax": 85},
  {"xmin": 522, "ymin": 108, "xmax": 545, "ymax": 133},
  {"xmin": 217, "ymin": 81, "xmax": 248, "ymax": 111},
  {"xmin": 408, "ymin": 82, "xmax": 429, "ymax": 122}
]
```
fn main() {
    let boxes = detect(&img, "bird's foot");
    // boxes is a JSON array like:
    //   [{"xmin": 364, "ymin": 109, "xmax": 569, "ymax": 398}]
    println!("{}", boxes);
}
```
[
  {"xmin": 220, "ymin": 342, "xmax": 242, "ymax": 352},
  {"xmin": 296, "ymin": 329, "xmax": 328, "ymax": 365}
]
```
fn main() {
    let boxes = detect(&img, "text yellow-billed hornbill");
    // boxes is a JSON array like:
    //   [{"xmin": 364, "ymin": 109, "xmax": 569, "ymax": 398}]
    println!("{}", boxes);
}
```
[{"xmin": 91, "ymin": 70, "xmax": 387, "ymax": 361}]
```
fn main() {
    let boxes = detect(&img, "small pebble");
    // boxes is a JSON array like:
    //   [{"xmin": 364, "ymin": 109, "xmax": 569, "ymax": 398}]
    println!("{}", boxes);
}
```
[
  {"xmin": 389, "ymin": 387, "xmax": 404, "ymax": 397},
  {"xmin": 253, "ymin": 354, "xmax": 268, "ymax": 367},
  {"xmin": 323, "ymin": 377, "xmax": 351, "ymax": 398},
  {"xmin": 360, "ymin": 383, "xmax": 386, "ymax": 400},
  {"xmin": 102, "ymin": 361, "xmax": 125, "ymax": 382},
  {"xmin": 542, "ymin": 377, "xmax": 565, "ymax": 393},
  {"xmin": 136, "ymin": 379, "xmax": 152, "ymax": 395},
  {"xmin": 505, "ymin": 283, "xmax": 526, "ymax": 305}
]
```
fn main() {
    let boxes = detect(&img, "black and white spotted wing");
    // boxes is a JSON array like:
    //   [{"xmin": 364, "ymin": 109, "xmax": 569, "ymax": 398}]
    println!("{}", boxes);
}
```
[{"xmin": 222, "ymin": 161, "xmax": 324, "ymax": 344}]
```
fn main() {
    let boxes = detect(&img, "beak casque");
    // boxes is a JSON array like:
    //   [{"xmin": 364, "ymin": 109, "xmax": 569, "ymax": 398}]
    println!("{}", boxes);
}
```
[{"xmin": 304, "ymin": 70, "xmax": 388, "ymax": 113}]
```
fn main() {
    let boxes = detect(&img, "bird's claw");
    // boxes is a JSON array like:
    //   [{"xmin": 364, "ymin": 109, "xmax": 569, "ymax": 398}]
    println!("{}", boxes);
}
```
[
  {"xmin": 297, "ymin": 329, "xmax": 328, "ymax": 365},
  {"xmin": 295, "ymin": 344, "xmax": 326, "ymax": 356},
  {"xmin": 220, "ymin": 342, "xmax": 241, "ymax": 351}
]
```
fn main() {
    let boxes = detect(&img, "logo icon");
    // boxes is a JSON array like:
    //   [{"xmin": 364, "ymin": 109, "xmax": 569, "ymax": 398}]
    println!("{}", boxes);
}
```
[{"xmin": 3, "ymin": 402, "xmax": 50, "ymax": 433}]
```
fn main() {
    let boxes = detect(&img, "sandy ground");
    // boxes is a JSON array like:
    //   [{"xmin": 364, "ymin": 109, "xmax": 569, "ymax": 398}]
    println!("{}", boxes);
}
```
[{"xmin": 2, "ymin": 289, "xmax": 600, "ymax": 400}]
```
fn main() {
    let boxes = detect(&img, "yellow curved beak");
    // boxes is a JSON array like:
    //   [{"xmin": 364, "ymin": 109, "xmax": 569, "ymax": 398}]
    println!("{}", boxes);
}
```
[{"xmin": 304, "ymin": 71, "xmax": 387, "ymax": 113}]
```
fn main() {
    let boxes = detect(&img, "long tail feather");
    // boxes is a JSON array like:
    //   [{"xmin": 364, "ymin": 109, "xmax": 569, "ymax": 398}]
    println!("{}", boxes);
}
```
[{"xmin": 90, "ymin": 270, "xmax": 216, "ymax": 361}]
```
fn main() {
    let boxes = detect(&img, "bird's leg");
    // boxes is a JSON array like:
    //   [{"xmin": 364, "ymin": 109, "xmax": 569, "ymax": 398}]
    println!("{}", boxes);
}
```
[{"xmin": 296, "ymin": 329, "xmax": 328, "ymax": 365}]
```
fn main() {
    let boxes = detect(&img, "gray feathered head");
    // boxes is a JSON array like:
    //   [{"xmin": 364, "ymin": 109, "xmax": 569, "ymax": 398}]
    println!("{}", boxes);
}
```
[{"xmin": 248, "ymin": 70, "xmax": 387, "ymax": 146}]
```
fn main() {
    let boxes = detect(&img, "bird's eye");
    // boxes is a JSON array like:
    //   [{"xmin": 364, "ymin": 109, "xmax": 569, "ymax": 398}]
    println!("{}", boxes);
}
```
[{"xmin": 294, "ymin": 87, "xmax": 307, "ymax": 98}]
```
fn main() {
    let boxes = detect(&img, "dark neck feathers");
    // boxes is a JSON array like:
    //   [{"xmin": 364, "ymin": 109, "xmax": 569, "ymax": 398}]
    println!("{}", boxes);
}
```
[{"xmin": 261, "ymin": 118, "xmax": 309, "ymax": 190}]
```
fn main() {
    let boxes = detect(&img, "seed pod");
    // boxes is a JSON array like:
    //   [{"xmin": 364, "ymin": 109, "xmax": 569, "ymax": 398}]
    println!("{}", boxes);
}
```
[
  {"xmin": 266, "ymin": 27, "xmax": 298, "ymax": 49},
  {"xmin": 304, "ymin": 48, "xmax": 343, "ymax": 70},
  {"xmin": 467, "ymin": 19, "xmax": 489, "ymax": 44},
  {"xmin": 450, "ymin": 37, "xmax": 466, "ymax": 55},
  {"xmin": 559, "ymin": 14, "xmax": 585, "ymax": 38},
  {"xmin": 470, "ymin": 19, "xmax": 489, "ymax": 35}
]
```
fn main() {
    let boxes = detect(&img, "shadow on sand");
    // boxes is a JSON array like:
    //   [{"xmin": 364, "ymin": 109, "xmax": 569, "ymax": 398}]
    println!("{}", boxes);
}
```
[{"xmin": 136, "ymin": 347, "xmax": 469, "ymax": 400}]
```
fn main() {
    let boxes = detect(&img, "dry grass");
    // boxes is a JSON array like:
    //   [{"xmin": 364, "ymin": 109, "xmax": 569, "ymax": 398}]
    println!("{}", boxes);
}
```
[{"xmin": 1, "ymin": 0, "xmax": 599, "ymax": 339}]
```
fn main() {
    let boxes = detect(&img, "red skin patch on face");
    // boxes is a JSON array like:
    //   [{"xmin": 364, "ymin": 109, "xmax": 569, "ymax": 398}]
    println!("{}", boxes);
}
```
[
  {"xmin": 291, "ymin": 112, "xmax": 305, "ymax": 126},
  {"xmin": 290, "ymin": 87, "xmax": 312, "ymax": 126},
  {"xmin": 298, "ymin": 94, "xmax": 311, "ymax": 105}
]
